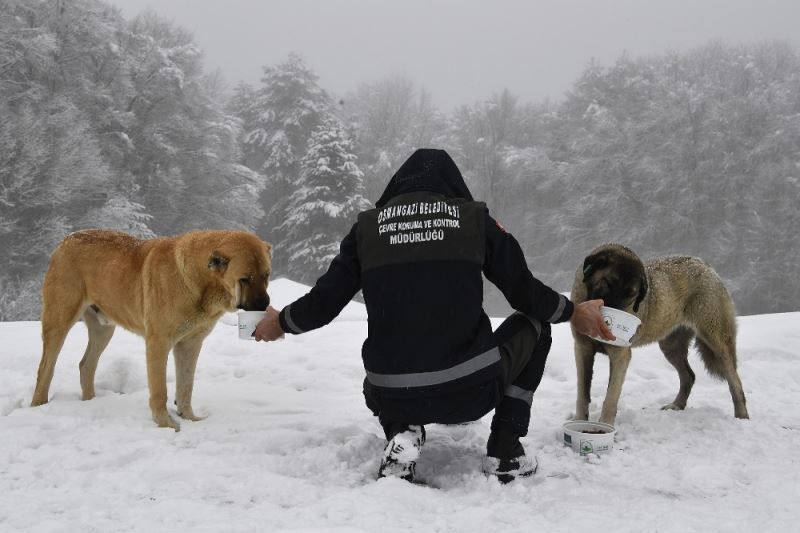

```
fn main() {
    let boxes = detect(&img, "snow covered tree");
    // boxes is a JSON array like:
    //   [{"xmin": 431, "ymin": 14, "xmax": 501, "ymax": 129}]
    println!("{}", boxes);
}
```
[
  {"xmin": 120, "ymin": 11, "xmax": 251, "ymax": 233},
  {"xmin": 230, "ymin": 54, "xmax": 331, "ymax": 272},
  {"xmin": 547, "ymin": 41, "xmax": 800, "ymax": 314},
  {"xmin": 0, "ymin": 95, "xmax": 113, "ymax": 318},
  {"xmin": 0, "ymin": 97, "xmax": 110, "ymax": 274},
  {"xmin": 342, "ymin": 76, "xmax": 448, "ymax": 203},
  {"xmin": 280, "ymin": 119, "xmax": 369, "ymax": 283},
  {"xmin": 451, "ymin": 90, "xmax": 522, "ymax": 214},
  {"xmin": 79, "ymin": 195, "xmax": 155, "ymax": 238},
  {"xmin": 226, "ymin": 82, "xmax": 259, "ymax": 149},
  {"xmin": 0, "ymin": 1, "xmax": 261, "ymax": 319}
]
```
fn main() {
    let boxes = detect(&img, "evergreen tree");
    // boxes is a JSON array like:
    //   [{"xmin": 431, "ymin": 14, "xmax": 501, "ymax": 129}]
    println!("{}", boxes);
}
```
[
  {"xmin": 226, "ymin": 82, "xmax": 259, "ymax": 153},
  {"xmin": 281, "ymin": 119, "xmax": 369, "ymax": 283},
  {"xmin": 234, "ymin": 54, "xmax": 331, "ymax": 272},
  {"xmin": 121, "ymin": 10, "xmax": 261, "ymax": 234},
  {"xmin": 80, "ymin": 195, "xmax": 155, "ymax": 238}
]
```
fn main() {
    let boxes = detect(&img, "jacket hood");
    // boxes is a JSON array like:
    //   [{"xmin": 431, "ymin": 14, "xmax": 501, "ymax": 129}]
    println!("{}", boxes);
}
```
[{"xmin": 375, "ymin": 149, "xmax": 474, "ymax": 208}]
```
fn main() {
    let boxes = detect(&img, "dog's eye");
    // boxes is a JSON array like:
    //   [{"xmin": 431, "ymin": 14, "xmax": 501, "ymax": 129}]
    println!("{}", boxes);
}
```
[{"xmin": 239, "ymin": 277, "xmax": 250, "ymax": 285}]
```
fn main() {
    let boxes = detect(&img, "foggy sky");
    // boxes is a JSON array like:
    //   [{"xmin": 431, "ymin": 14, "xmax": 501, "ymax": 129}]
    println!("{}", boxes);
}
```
[{"xmin": 109, "ymin": 0, "xmax": 800, "ymax": 108}]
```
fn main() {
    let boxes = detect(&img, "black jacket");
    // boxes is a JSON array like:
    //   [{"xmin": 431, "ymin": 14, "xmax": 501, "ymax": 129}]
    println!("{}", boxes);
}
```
[{"xmin": 279, "ymin": 149, "xmax": 573, "ymax": 424}]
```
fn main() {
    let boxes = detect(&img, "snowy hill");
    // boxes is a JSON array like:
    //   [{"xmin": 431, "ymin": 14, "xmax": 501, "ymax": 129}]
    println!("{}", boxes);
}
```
[{"xmin": 1, "ymin": 280, "xmax": 798, "ymax": 532}]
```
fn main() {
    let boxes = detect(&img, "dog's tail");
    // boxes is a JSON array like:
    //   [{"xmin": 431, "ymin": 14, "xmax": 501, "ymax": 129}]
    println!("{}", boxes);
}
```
[{"xmin": 695, "ymin": 338, "xmax": 735, "ymax": 380}]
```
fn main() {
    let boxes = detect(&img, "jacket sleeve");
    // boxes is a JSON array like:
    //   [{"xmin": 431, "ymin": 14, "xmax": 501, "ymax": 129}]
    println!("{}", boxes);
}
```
[
  {"xmin": 278, "ymin": 223, "xmax": 362, "ymax": 334},
  {"xmin": 482, "ymin": 210, "xmax": 573, "ymax": 323}
]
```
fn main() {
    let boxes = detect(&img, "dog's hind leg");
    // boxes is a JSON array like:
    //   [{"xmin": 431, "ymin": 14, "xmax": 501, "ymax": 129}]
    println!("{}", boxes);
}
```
[
  {"xmin": 79, "ymin": 306, "xmax": 116, "ymax": 401},
  {"xmin": 599, "ymin": 347, "xmax": 632, "ymax": 425},
  {"xmin": 658, "ymin": 326, "xmax": 696, "ymax": 411},
  {"xmin": 722, "ymin": 356, "xmax": 749, "ymax": 419},
  {"xmin": 696, "ymin": 336, "xmax": 749, "ymax": 419},
  {"xmin": 574, "ymin": 339, "xmax": 596, "ymax": 420},
  {"xmin": 173, "ymin": 331, "xmax": 209, "ymax": 422},
  {"xmin": 31, "ymin": 290, "xmax": 86, "ymax": 406},
  {"xmin": 692, "ymin": 293, "xmax": 748, "ymax": 419}
]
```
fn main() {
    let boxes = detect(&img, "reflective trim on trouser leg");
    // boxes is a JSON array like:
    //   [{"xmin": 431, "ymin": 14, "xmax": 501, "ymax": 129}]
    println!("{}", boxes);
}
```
[
  {"xmin": 492, "ymin": 394, "xmax": 535, "ymax": 437},
  {"xmin": 504, "ymin": 384, "xmax": 534, "ymax": 406},
  {"xmin": 492, "ymin": 319, "xmax": 552, "ymax": 437}
]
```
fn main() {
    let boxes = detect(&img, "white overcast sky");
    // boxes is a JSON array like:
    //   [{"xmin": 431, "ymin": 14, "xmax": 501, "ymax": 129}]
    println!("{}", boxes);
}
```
[{"xmin": 108, "ymin": 0, "xmax": 800, "ymax": 109}]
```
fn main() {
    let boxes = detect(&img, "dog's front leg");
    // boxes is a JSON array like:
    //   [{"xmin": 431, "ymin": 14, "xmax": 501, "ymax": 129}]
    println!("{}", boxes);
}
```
[
  {"xmin": 173, "ymin": 333, "xmax": 208, "ymax": 422},
  {"xmin": 146, "ymin": 335, "xmax": 180, "ymax": 431},
  {"xmin": 599, "ymin": 347, "xmax": 632, "ymax": 425},
  {"xmin": 574, "ymin": 339, "xmax": 595, "ymax": 420}
]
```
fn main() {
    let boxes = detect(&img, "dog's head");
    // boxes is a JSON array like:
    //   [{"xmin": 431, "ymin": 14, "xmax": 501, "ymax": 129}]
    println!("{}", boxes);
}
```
[
  {"xmin": 581, "ymin": 244, "xmax": 648, "ymax": 313},
  {"xmin": 205, "ymin": 233, "xmax": 273, "ymax": 312}
]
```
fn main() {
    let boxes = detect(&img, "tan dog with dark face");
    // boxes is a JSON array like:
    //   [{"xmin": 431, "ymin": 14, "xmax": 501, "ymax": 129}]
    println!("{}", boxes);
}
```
[
  {"xmin": 570, "ymin": 243, "xmax": 748, "ymax": 425},
  {"xmin": 31, "ymin": 230, "xmax": 272, "ymax": 431}
]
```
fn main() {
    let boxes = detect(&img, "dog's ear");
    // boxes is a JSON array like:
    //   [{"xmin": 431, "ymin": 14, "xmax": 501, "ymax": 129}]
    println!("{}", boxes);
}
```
[
  {"xmin": 208, "ymin": 252, "xmax": 229, "ymax": 272},
  {"xmin": 633, "ymin": 276, "xmax": 648, "ymax": 312},
  {"xmin": 582, "ymin": 256, "xmax": 594, "ymax": 280},
  {"xmin": 582, "ymin": 252, "xmax": 608, "ymax": 281}
]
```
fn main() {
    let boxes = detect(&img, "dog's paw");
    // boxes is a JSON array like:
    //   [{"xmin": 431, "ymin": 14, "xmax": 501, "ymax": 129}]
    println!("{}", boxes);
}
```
[
  {"xmin": 153, "ymin": 410, "xmax": 181, "ymax": 432},
  {"xmin": 660, "ymin": 402, "xmax": 685, "ymax": 411},
  {"xmin": 31, "ymin": 392, "xmax": 50, "ymax": 407},
  {"xmin": 177, "ymin": 406, "xmax": 207, "ymax": 422}
]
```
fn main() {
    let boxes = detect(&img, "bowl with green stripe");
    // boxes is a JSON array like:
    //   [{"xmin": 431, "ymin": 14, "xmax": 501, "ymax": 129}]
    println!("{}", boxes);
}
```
[{"xmin": 562, "ymin": 421, "xmax": 616, "ymax": 456}]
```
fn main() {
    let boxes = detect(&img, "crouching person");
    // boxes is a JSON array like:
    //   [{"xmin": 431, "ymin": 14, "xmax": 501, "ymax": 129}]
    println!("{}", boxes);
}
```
[{"xmin": 254, "ymin": 149, "xmax": 612, "ymax": 483}]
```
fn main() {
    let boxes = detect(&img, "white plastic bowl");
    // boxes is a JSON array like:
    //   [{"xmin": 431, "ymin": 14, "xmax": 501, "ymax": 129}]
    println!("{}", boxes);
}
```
[
  {"xmin": 589, "ymin": 306, "xmax": 642, "ymax": 347},
  {"xmin": 237, "ymin": 310, "xmax": 267, "ymax": 340},
  {"xmin": 562, "ymin": 421, "xmax": 616, "ymax": 456}
]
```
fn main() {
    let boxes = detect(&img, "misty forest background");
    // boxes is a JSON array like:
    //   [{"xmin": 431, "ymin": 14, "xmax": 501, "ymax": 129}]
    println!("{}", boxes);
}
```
[{"xmin": 1, "ymin": 0, "xmax": 799, "ymax": 321}]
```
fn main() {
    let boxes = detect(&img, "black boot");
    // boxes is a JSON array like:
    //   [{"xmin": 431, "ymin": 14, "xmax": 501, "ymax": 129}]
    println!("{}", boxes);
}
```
[{"xmin": 483, "ymin": 427, "xmax": 537, "ymax": 484}]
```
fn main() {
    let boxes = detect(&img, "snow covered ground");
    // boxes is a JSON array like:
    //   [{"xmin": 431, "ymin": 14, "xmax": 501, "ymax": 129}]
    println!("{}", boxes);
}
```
[{"xmin": 1, "ymin": 279, "xmax": 798, "ymax": 532}]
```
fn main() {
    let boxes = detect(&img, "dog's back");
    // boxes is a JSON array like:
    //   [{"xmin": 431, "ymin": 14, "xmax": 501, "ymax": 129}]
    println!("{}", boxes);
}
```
[
  {"xmin": 44, "ymin": 230, "xmax": 161, "ymax": 333},
  {"xmin": 635, "ymin": 256, "xmax": 736, "ymax": 347}
]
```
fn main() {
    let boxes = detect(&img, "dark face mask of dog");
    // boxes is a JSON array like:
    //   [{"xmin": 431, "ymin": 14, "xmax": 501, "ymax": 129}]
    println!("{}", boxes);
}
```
[
  {"xmin": 208, "ymin": 252, "xmax": 271, "ymax": 312},
  {"xmin": 582, "ymin": 252, "xmax": 648, "ymax": 313},
  {"xmin": 235, "ymin": 272, "xmax": 270, "ymax": 311}
]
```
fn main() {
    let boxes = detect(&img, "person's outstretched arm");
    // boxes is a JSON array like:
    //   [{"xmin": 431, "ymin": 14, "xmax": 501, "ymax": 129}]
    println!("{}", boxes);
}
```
[
  {"xmin": 482, "ymin": 210, "xmax": 613, "ymax": 340},
  {"xmin": 254, "ymin": 223, "xmax": 361, "ymax": 341}
]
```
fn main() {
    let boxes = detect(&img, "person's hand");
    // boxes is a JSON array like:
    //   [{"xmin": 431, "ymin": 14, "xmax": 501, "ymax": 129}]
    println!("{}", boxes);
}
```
[
  {"xmin": 570, "ymin": 299, "xmax": 615, "ymax": 342},
  {"xmin": 253, "ymin": 306, "xmax": 284, "ymax": 342}
]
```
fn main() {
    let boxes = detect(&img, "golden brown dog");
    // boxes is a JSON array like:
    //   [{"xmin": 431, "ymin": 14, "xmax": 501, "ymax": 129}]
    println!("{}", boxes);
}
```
[
  {"xmin": 570, "ymin": 243, "xmax": 748, "ymax": 425},
  {"xmin": 31, "ymin": 229, "xmax": 272, "ymax": 430}
]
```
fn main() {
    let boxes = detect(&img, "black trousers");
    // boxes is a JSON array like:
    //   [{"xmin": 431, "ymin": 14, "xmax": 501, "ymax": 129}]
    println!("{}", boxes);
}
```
[
  {"xmin": 491, "ymin": 312, "xmax": 552, "ymax": 437},
  {"xmin": 377, "ymin": 312, "xmax": 552, "ymax": 440}
]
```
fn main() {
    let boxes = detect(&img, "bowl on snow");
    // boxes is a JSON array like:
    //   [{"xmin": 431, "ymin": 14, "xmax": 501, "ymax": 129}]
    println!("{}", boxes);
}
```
[{"xmin": 562, "ymin": 421, "xmax": 616, "ymax": 456}]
